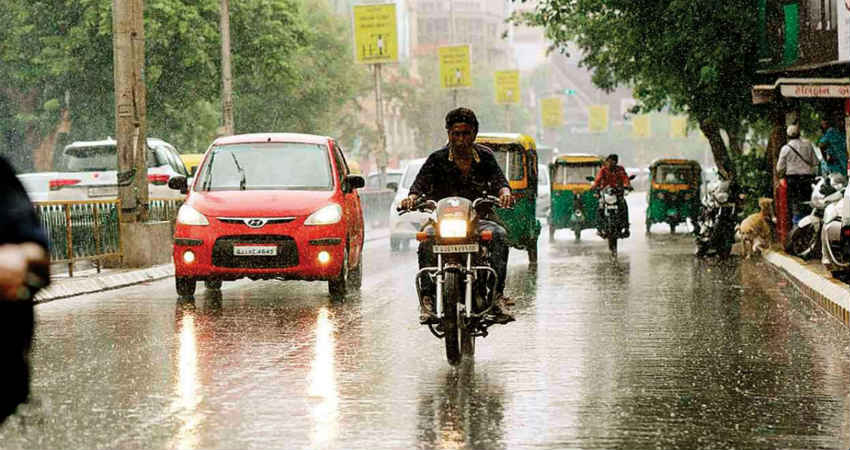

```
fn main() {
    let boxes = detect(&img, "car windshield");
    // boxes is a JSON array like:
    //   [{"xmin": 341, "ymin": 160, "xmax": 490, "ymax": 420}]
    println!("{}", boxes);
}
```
[
  {"xmin": 365, "ymin": 172, "xmax": 402, "ymax": 189},
  {"xmin": 197, "ymin": 142, "xmax": 333, "ymax": 191},
  {"xmin": 489, "ymin": 144, "xmax": 525, "ymax": 181},
  {"xmin": 655, "ymin": 165, "xmax": 697, "ymax": 184},
  {"xmin": 401, "ymin": 161, "xmax": 425, "ymax": 189},
  {"xmin": 553, "ymin": 164, "xmax": 601, "ymax": 184}
]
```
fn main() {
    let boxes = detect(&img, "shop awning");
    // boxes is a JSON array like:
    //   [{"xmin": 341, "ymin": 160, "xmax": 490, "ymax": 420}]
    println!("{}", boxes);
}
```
[{"xmin": 752, "ymin": 77, "xmax": 850, "ymax": 104}]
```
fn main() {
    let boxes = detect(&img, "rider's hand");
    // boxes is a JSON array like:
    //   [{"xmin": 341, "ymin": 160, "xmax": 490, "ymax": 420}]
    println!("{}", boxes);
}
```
[
  {"xmin": 399, "ymin": 194, "xmax": 418, "ymax": 210},
  {"xmin": 0, "ymin": 243, "xmax": 47, "ymax": 301},
  {"xmin": 498, "ymin": 187, "xmax": 512, "ymax": 208}
]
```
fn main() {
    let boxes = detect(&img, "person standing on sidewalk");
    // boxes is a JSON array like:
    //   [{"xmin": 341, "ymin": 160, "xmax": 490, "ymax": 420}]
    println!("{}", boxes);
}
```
[
  {"xmin": 776, "ymin": 125, "xmax": 819, "ymax": 226},
  {"xmin": 816, "ymin": 116, "xmax": 847, "ymax": 176},
  {"xmin": 0, "ymin": 155, "xmax": 50, "ymax": 423}
]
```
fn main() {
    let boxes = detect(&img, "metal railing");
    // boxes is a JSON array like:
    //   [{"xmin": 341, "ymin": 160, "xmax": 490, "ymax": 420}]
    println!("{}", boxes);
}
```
[
  {"xmin": 149, "ymin": 197, "xmax": 184, "ymax": 222},
  {"xmin": 34, "ymin": 199, "xmax": 122, "ymax": 276}
]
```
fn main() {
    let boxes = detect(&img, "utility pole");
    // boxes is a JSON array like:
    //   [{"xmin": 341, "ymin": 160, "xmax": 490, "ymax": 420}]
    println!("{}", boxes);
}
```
[
  {"xmin": 220, "ymin": 0, "xmax": 234, "ymax": 136},
  {"xmin": 374, "ymin": 64, "xmax": 387, "ymax": 189},
  {"xmin": 113, "ymin": 0, "xmax": 147, "ymax": 223}
]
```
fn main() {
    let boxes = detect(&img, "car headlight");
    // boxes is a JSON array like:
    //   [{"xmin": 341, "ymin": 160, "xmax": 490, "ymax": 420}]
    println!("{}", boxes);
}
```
[
  {"xmin": 439, "ymin": 219, "xmax": 467, "ymax": 238},
  {"xmin": 176, "ymin": 205, "xmax": 209, "ymax": 226},
  {"xmin": 305, "ymin": 204, "xmax": 342, "ymax": 225}
]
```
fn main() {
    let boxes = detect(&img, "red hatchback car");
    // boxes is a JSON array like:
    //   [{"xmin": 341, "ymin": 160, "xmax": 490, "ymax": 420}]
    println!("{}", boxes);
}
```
[{"xmin": 168, "ymin": 133, "xmax": 365, "ymax": 300}]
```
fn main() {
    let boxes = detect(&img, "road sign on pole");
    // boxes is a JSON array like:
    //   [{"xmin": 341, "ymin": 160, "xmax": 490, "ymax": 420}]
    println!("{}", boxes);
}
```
[
  {"xmin": 353, "ymin": 3, "xmax": 398, "ymax": 64},
  {"xmin": 494, "ymin": 70, "xmax": 520, "ymax": 104},
  {"xmin": 541, "ymin": 97, "xmax": 564, "ymax": 128},
  {"xmin": 439, "ymin": 45, "xmax": 471, "ymax": 89},
  {"xmin": 588, "ymin": 105, "xmax": 609, "ymax": 133}
]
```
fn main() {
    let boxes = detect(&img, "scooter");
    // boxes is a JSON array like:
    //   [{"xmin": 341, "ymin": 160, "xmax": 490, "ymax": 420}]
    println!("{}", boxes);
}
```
[
  {"xmin": 785, "ymin": 174, "xmax": 845, "ymax": 259},
  {"xmin": 819, "ymin": 174, "xmax": 849, "ymax": 275},
  {"xmin": 399, "ymin": 195, "xmax": 506, "ymax": 366},
  {"xmin": 695, "ymin": 178, "xmax": 737, "ymax": 257}
]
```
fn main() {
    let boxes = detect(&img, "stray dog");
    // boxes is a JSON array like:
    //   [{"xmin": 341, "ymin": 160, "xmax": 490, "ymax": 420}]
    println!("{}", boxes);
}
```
[{"xmin": 737, "ymin": 197, "xmax": 774, "ymax": 258}]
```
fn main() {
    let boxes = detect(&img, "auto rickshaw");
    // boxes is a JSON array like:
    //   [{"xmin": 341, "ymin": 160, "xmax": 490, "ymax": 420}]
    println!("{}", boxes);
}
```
[
  {"xmin": 646, "ymin": 158, "xmax": 702, "ymax": 233},
  {"xmin": 547, "ymin": 153, "xmax": 605, "ymax": 241},
  {"xmin": 474, "ymin": 132, "xmax": 542, "ymax": 264}
]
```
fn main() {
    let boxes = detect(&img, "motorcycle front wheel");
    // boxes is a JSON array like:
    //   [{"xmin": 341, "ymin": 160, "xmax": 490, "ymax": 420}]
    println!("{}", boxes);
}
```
[
  {"xmin": 442, "ymin": 271, "xmax": 463, "ymax": 366},
  {"xmin": 786, "ymin": 225, "xmax": 818, "ymax": 259}
]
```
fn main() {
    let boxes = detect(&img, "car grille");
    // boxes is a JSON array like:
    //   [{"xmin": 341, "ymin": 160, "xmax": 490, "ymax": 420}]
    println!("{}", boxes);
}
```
[{"xmin": 212, "ymin": 235, "xmax": 298, "ymax": 268}]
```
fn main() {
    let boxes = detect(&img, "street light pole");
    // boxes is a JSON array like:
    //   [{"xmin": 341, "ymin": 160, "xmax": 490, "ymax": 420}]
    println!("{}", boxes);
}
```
[
  {"xmin": 113, "ymin": 0, "xmax": 147, "ymax": 223},
  {"xmin": 220, "ymin": 0, "xmax": 234, "ymax": 136},
  {"xmin": 374, "ymin": 64, "xmax": 387, "ymax": 188}
]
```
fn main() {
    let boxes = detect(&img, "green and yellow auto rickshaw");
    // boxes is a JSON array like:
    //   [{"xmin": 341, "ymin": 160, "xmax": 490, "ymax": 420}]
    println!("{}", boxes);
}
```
[
  {"xmin": 547, "ymin": 153, "xmax": 605, "ymax": 241},
  {"xmin": 475, "ymin": 132, "xmax": 542, "ymax": 264},
  {"xmin": 646, "ymin": 158, "xmax": 702, "ymax": 233}
]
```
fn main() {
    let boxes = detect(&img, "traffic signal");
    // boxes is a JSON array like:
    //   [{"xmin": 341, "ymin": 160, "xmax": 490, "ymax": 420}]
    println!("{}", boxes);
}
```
[{"xmin": 563, "ymin": 89, "xmax": 576, "ymax": 95}]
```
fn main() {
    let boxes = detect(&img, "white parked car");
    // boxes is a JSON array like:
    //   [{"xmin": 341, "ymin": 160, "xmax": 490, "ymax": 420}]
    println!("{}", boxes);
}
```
[
  {"xmin": 47, "ymin": 137, "xmax": 189, "ymax": 201},
  {"xmin": 389, "ymin": 158, "xmax": 427, "ymax": 252},
  {"xmin": 537, "ymin": 163, "xmax": 550, "ymax": 218}
]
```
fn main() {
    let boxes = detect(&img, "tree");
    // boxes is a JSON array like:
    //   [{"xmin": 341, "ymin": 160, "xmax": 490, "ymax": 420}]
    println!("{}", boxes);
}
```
[
  {"xmin": 0, "ymin": 0, "xmax": 368, "ymax": 170},
  {"xmin": 512, "ymin": 0, "xmax": 761, "ymax": 181}
]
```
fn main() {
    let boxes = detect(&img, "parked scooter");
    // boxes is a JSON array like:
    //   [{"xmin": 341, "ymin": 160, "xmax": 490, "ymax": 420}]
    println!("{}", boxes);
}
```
[
  {"xmin": 819, "ymin": 173, "xmax": 849, "ymax": 275},
  {"xmin": 695, "ymin": 178, "xmax": 737, "ymax": 257},
  {"xmin": 785, "ymin": 174, "xmax": 845, "ymax": 260}
]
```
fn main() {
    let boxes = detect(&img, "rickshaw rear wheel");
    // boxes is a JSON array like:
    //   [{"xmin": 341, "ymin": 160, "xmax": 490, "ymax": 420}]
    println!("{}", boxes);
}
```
[
  {"xmin": 548, "ymin": 224, "xmax": 555, "ymax": 241},
  {"xmin": 573, "ymin": 227, "xmax": 581, "ymax": 242},
  {"xmin": 668, "ymin": 221, "xmax": 676, "ymax": 234}
]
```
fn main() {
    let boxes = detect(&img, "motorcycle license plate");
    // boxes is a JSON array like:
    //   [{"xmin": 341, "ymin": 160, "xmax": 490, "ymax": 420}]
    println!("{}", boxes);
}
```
[
  {"xmin": 233, "ymin": 244, "xmax": 277, "ymax": 256},
  {"xmin": 433, "ymin": 243, "xmax": 479, "ymax": 253}
]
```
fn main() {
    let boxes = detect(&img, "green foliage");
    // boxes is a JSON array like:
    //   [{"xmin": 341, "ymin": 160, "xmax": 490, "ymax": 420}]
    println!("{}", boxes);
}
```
[
  {"xmin": 512, "ymin": 0, "xmax": 762, "ymax": 178},
  {"xmin": 732, "ymin": 148, "xmax": 772, "ymax": 217},
  {"xmin": 0, "ymin": 0, "xmax": 368, "ymax": 169}
]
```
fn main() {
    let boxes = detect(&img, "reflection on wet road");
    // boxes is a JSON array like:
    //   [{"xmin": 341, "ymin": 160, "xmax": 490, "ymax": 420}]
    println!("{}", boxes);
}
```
[{"xmin": 0, "ymin": 195, "xmax": 848, "ymax": 449}]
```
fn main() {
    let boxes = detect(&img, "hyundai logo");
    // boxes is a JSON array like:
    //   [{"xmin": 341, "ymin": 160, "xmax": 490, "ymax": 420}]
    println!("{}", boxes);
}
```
[{"xmin": 245, "ymin": 218, "xmax": 267, "ymax": 228}]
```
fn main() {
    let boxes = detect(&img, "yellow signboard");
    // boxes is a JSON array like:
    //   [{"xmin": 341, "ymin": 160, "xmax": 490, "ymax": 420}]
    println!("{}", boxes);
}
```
[
  {"xmin": 494, "ymin": 70, "xmax": 520, "ymax": 104},
  {"xmin": 541, "ymin": 97, "xmax": 564, "ymax": 128},
  {"xmin": 353, "ymin": 4, "xmax": 398, "ymax": 64},
  {"xmin": 670, "ymin": 116, "xmax": 688, "ymax": 139},
  {"xmin": 439, "ymin": 45, "xmax": 471, "ymax": 89},
  {"xmin": 633, "ymin": 115, "xmax": 651, "ymax": 138},
  {"xmin": 588, "ymin": 105, "xmax": 609, "ymax": 133}
]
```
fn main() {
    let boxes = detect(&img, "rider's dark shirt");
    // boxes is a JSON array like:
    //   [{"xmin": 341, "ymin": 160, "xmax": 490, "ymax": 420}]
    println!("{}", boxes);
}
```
[{"xmin": 409, "ymin": 144, "xmax": 510, "ymax": 201}]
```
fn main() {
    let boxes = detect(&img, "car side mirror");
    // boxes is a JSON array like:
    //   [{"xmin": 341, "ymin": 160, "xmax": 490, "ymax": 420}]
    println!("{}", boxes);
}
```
[
  {"xmin": 345, "ymin": 174, "xmax": 365, "ymax": 192},
  {"xmin": 168, "ymin": 175, "xmax": 189, "ymax": 194},
  {"xmin": 629, "ymin": 175, "xmax": 636, "ymax": 180},
  {"xmin": 586, "ymin": 176, "xmax": 595, "ymax": 182},
  {"xmin": 386, "ymin": 182, "xmax": 398, "ymax": 192}
]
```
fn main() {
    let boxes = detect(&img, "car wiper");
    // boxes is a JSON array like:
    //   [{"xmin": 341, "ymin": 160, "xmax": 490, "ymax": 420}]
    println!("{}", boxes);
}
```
[{"xmin": 230, "ymin": 152, "xmax": 247, "ymax": 190}]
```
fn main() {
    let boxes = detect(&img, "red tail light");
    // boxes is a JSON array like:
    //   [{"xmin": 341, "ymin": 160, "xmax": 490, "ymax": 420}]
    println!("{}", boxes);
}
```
[
  {"xmin": 480, "ymin": 230, "xmax": 494, "ymax": 241},
  {"xmin": 49, "ymin": 179, "xmax": 81, "ymax": 190},
  {"xmin": 147, "ymin": 174, "xmax": 170, "ymax": 185},
  {"xmin": 416, "ymin": 231, "xmax": 428, "ymax": 241},
  {"xmin": 843, "ymin": 227, "xmax": 850, "ymax": 238}
]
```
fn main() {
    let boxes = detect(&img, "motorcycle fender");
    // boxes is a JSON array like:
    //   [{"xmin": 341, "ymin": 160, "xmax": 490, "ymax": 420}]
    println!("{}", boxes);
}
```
[{"xmin": 797, "ymin": 216, "xmax": 818, "ymax": 229}]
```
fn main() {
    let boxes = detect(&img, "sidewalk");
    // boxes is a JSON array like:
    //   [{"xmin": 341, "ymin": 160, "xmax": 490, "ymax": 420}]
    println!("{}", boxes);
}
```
[
  {"xmin": 35, "ymin": 227, "xmax": 393, "ymax": 304},
  {"xmin": 761, "ymin": 249, "xmax": 850, "ymax": 328}
]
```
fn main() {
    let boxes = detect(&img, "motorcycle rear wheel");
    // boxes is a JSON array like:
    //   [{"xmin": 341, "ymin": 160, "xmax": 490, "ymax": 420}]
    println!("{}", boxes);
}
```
[
  {"xmin": 442, "ymin": 272, "xmax": 463, "ymax": 366},
  {"xmin": 608, "ymin": 236, "xmax": 618, "ymax": 256},
  {"xmin": 786, "ymin": 225, "xmax": 817, "ymax": 259}
]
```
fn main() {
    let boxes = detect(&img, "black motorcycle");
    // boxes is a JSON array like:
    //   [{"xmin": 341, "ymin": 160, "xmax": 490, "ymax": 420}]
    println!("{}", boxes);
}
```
[
  {"xmin": 400, "ymin": 195, "xmax": 505, "ymax": 366},
  {"xmin": 695, "ymin": 179, "xmax": 737, "ymax": 257},
  {"xmin": 595, "ymin": 184, "xmax": 633, "ymax": 256}
]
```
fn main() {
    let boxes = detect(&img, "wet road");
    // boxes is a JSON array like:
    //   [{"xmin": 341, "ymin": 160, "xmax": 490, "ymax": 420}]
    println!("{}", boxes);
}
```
[{"xmin": 1, "ymin": 195, "xmax": 848, "ymax": 449}]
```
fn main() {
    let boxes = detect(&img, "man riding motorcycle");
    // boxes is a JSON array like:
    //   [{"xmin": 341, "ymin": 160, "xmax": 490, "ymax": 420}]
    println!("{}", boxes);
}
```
[
  {"xmin": 399, "ymin": 107, "xmax": 514, "ymax": 324},
  {"xmin": 591, "ymin": 154, "xmax": 632, "ymax": 237}
]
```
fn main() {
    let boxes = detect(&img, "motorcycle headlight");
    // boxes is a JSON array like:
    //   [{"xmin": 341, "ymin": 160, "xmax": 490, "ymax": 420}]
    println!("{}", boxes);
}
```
[
  {"xmin": 656, "ymin": 193, "xmax": 665, "ymax": 200},
  {"xmin": 176, "ymin": 205, "xmax": 209, "ymax": 226},
  {"xmin": 439, "ymin": 219, "xmax": 467, "ymax": 238},
  {"xmin": 305, "ymin": 204, "xmax": 342, "ymax": 225}
]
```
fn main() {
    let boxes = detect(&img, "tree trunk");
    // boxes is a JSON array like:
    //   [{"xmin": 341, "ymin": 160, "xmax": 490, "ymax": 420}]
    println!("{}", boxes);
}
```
[{"xmin": 698, "ymin": 119, "xmax": 735, "ymax": 181}]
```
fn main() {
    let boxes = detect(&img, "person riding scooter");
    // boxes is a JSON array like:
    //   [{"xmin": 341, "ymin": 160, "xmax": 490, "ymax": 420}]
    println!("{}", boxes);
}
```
[
  {"xmin": 591, "ymin": 154, "xmax": 632, "ymax": 237},
  {"xmin": 399, "ymin": 107, "xmax": 514, "ymax": 324}
]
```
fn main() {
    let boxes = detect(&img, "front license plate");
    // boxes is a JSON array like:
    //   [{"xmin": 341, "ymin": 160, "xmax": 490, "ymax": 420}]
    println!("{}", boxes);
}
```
[
  {"xmin": 233, "ymin": 244, "xmax": 278, "ymax": 256},
  {"xmin": 88, "ymin": 186, "xmax": 118, "ymax": 197},
  {"xmin": 433, "ymin": 243, "xmax": 479, "ymax": 254}
]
